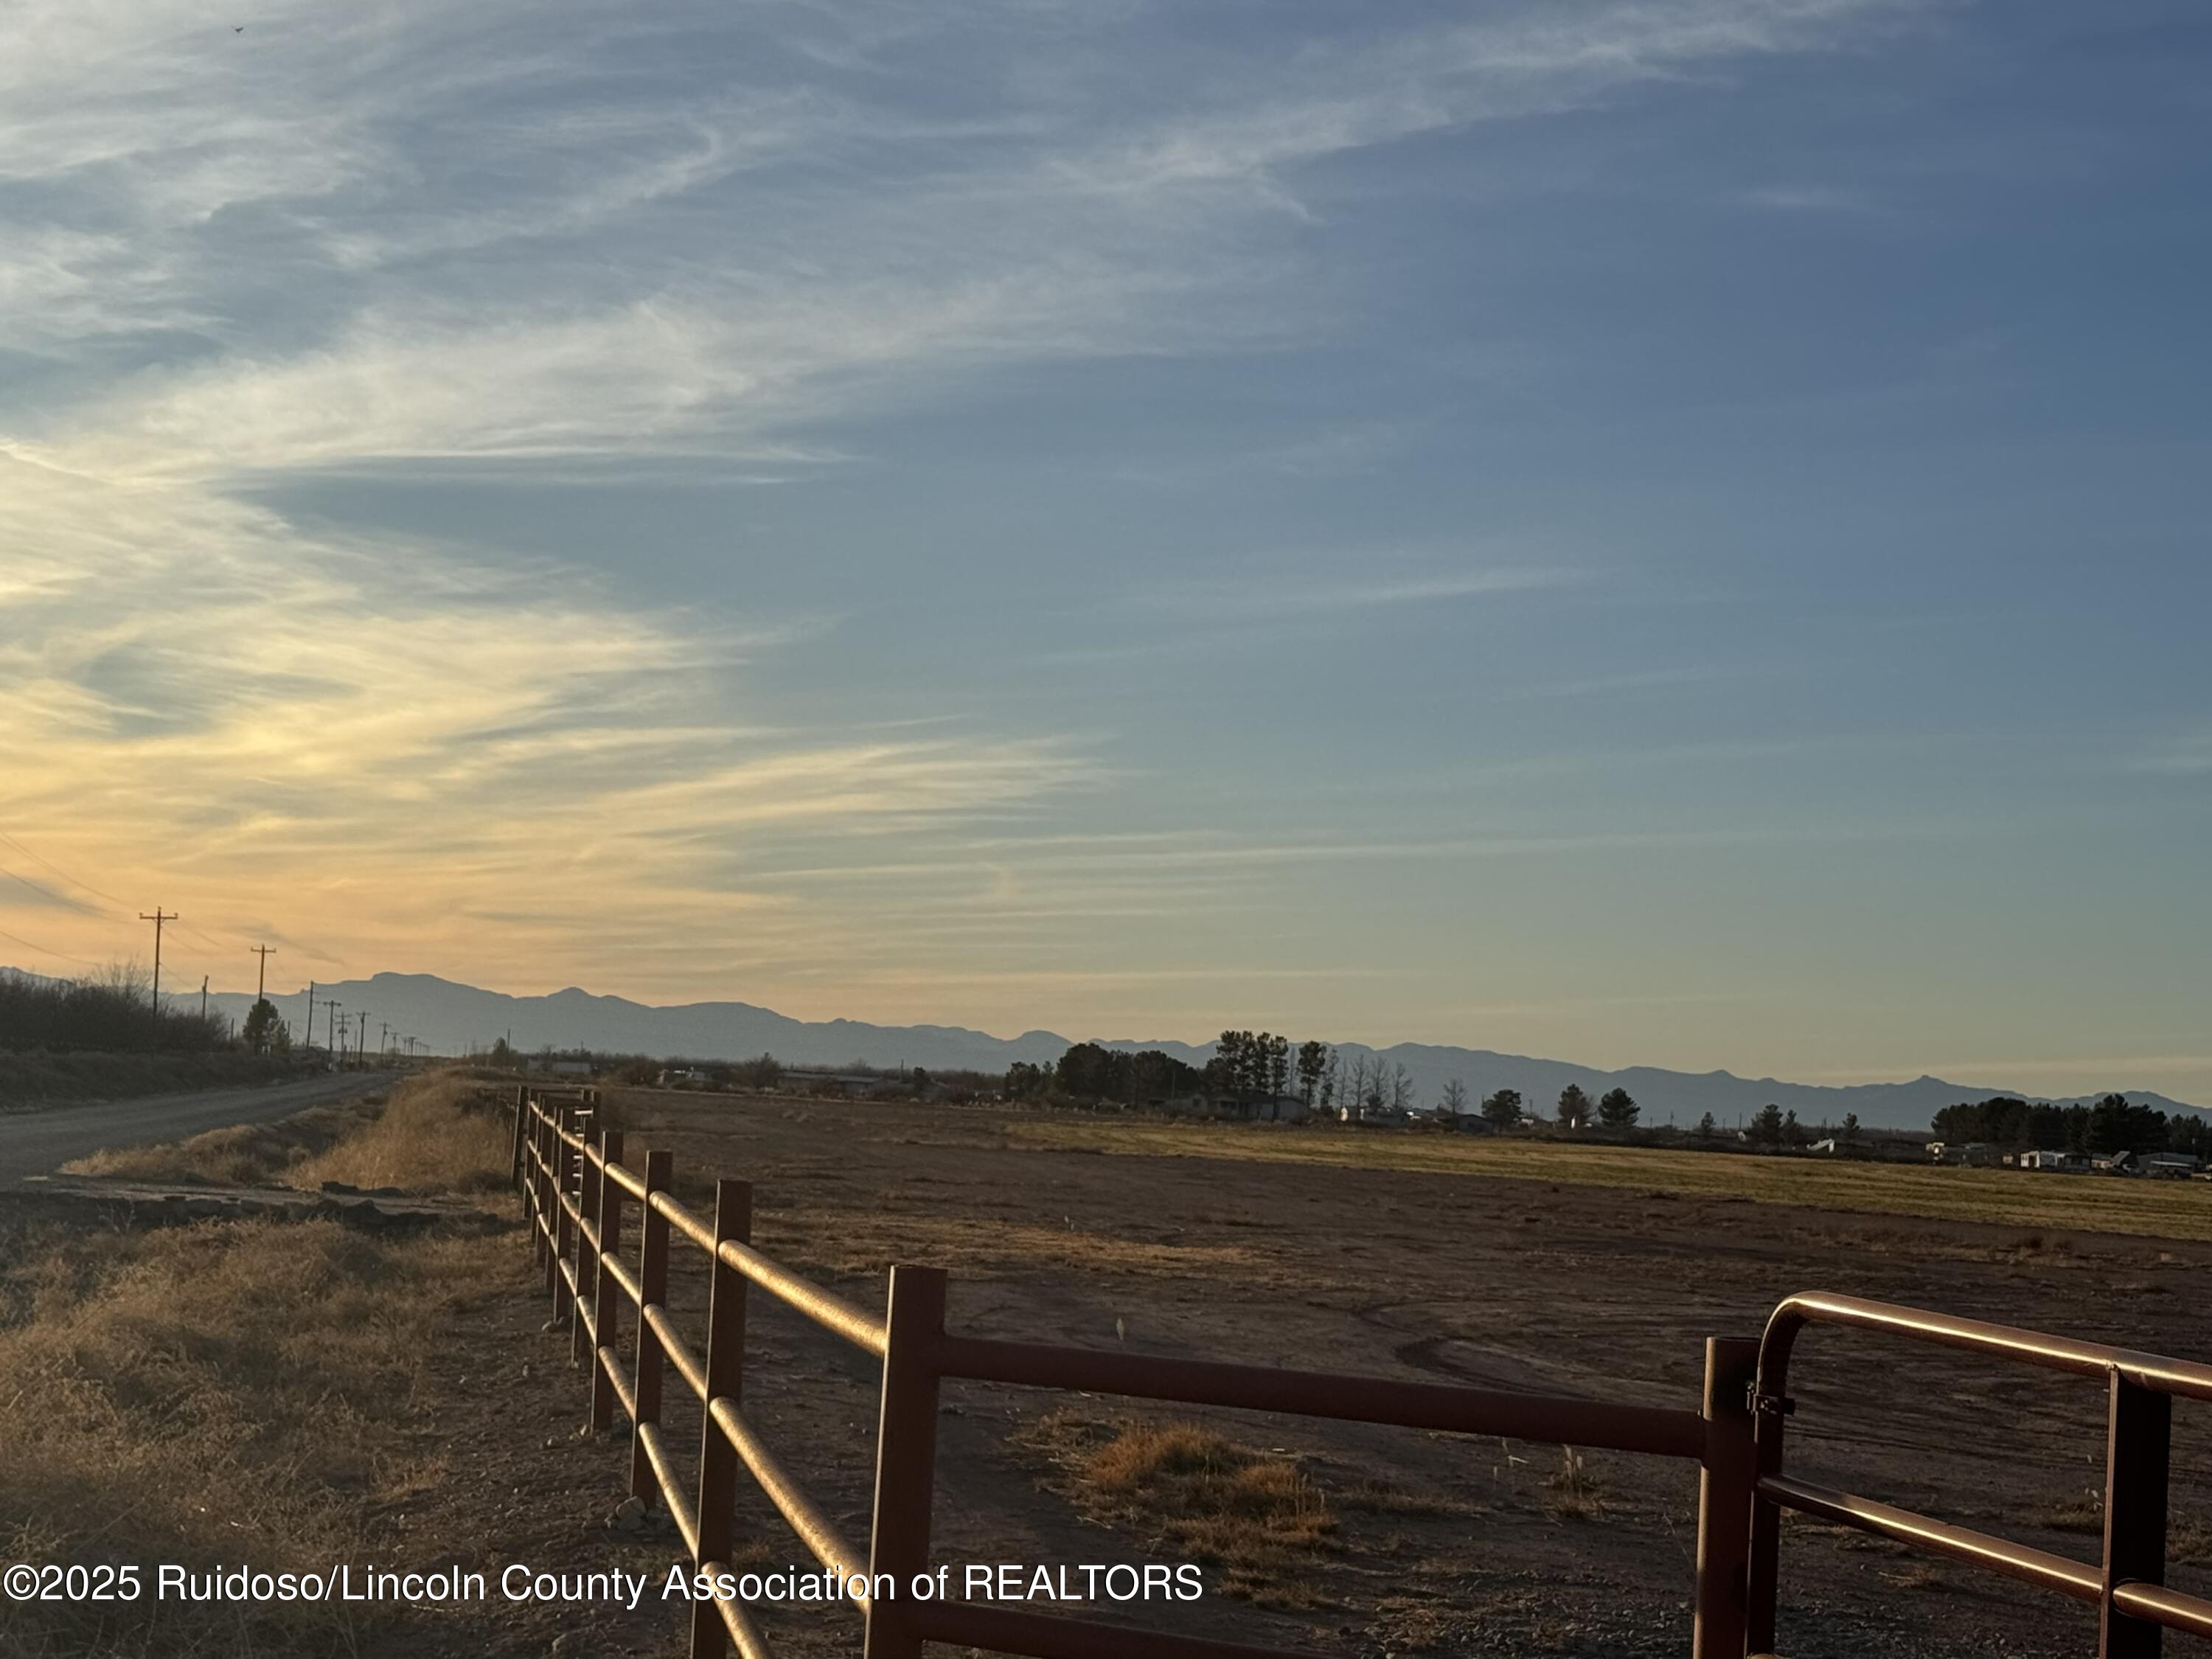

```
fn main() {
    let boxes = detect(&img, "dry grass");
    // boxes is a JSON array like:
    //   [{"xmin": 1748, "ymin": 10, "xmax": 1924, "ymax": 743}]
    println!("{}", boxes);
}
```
[
  {"xmin": 1009, "ymin": 1120, "xmax": 2212, "ymax": 1244},
  {"xmin": 1334, "ymin": 1478, "xmax": 1475, "ymax": 1519},
  {"xmin": 288, "ymin": 1073, "xmax": 511, "ymax": 1194},
  {"xmin": 1014, "ymin": 1413, "xmax": 1335, "ymax": 1604},
  {"xmin": 0, "ymin": 1050, "xmax": 306, "ymax": 1109},
  {"xmin": 777, "ymin": 1208, "xmax": 1288, "ymax": 1285},
  {"xmin": 6, "ymin": 1070, "xmax": 522, "ymax": 1655},
  {"xmin": 1542, "ymin": 1447, "xmax": 1606, "ymax": 1521},
  {"xmin": 2172, "ymin": 1514, "xmax": 2212, "ymax": 1565},
  {"xmin": 0, "ymin": 1215, "xmax": 502, "ymax": 1658},
  {"xmin": 2042, "ymin": 1492, "xmax": 2104, "ymax": 1533},
  {"xmin": 2046, "ymin": 1498, "xmax": 2212, "ymax": 1567},
  {"xmin": 1883, "ymin": 1564, "xmax": 1947, "ymax": 1591},
  {"xmin": 63, "ymin": 1101, "xmax": 375, "ymax": 1186},
  {"xmin": 62, "ymin": 1070, "xmax": 512, "ymax": 1197}
]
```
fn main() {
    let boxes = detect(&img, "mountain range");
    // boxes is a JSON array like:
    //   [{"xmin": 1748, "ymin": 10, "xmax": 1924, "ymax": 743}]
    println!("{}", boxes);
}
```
[{"xmin": 108, "ymin": 969, "xmax": 2208, "ymax": 1133}]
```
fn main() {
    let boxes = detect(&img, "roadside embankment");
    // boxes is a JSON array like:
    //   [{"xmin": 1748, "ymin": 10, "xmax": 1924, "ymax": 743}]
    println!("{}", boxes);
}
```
[{"xmin": 1, "ymin": 1068, "xmax": 521, "ymax": 1659}]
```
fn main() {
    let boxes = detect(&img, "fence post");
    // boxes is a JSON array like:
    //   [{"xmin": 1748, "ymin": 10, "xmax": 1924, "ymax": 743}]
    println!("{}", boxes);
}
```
[
  {"xmin": 552, "ymin": 1104, "xmax": 575, "ymax": 1320},
  {"xmin": 689, "ymin": 1178, "xmax": 753, "ymax": 1659},
  {"xmin": 2101, "ymin": 1372, "xmax": 2171, "ymax": 1658},
  {"xmin": 863, "ymin": 1265, "xmax": 947, "ymax": 1659},
  {"xmin": 1694, "ymin": 1336, "xmax": 1759, "ymax": 1659},
  {"xmin": 591, "ymin": 1129, "xmax": 625, "ymax": 1434},
  {"xmin": 630, "ymin": 1149, "xmax": 674, "ymax": 1506},
  {"xmin": 1745, "ymin": 1350, "xmax": 1790, "ymax": 1656},
  {"xmin": 573, "ymin": 1123, "xmax": 604, "ymax": 1368},
  {"xmin": 536, "ymin": 1106, "xmax": 556, "ymax": 1290},
  {"xmin": 539, "ymin": 1105, "xmax": 558, "ymax": 1289},
  {"xmin": 521, "ymin": 1099, "xmax": 540, "ymax": 1262},
  {"xmin": 509, "ymin": 1084, "xmax": 528, "ymax": 1198}
]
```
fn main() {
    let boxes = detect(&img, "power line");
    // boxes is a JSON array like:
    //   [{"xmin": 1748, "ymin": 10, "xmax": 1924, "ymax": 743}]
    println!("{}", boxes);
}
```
[
  {"xmin": 0, "ymin": 830, "xmax": 307, "ymax": 964},
  {"xmin": 0, "ymin": 829, "xmax": 134, "ymax": 909},
  {"xmin": 0, "ymin": 861, "xmax": 108, "ymax": 919},
  {"xmin": 0, "ymin": 925, "xmax": 102, "ymax": 968}
]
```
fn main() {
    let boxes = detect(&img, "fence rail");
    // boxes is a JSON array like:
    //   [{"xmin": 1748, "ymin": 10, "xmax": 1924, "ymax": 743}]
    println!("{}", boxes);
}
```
[
  {"xmin": 511, "ymin": 1088, "xmax": 2205, "ymax": 1659},
  {"xmin": 1745, "ymin": 1290, "xmax": 2212, "ymax": 1657}
]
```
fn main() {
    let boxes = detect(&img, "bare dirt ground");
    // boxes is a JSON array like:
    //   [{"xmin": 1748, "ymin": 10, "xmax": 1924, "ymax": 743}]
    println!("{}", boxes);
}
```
[
  {"xmin": 374, "ymin": 1091, "xmax": 2212, "ymax": 1659},
  {"xmin": 11, "ymin": 1085, "xmax": 2205, "ymax": 1659}
]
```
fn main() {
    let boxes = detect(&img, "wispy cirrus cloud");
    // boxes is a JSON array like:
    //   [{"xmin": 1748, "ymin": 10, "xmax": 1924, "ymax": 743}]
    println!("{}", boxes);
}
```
[
  {"xmin": 0, "ymin": 0, "xmax": 1948, "ymax": 1018},
  {"xmin": 2128, "ymin": 728, "xmax": 2212, "ymax": 776},
  {"xmin": 1135, "ymin": 564, "xmax": 1580, "ymax": 617},
  {"xmin": 0, "ymin": 448, "xmax": 1095, "ymax": 984}
]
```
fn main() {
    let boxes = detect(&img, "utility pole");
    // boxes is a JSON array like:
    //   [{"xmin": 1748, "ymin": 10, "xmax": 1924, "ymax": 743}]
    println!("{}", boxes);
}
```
[
  {"xmin": 328, "ymin": 1001, "xmax": 344, "ymax": 1062},
  {"xmin": 355, "ymin": 1010, "xmax": 369, "ymax": 1070},
  {"xmin": 252, "ymin": 945, "xmax": 275, "ymax": 1001},
  {"xmin": 139, "ymin": 908, "xmax": 175, "ymax": 1040},
  {"xmin": 199, "ymin": 974, "xmax": 209, "ymax": 1021},
  {"xmin": 380, "ymin": 1020, "xmax": 390, "ymax": 1057},
  {"xmin": 304, "ymin": 981, "xmax": 316, "ymax": 1052}
]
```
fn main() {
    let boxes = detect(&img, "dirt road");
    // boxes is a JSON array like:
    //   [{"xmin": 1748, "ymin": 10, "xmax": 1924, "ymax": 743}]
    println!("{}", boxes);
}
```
[{"xmin": 0, "ymin": 1069, "xmax": 397, "ymax": 1183}]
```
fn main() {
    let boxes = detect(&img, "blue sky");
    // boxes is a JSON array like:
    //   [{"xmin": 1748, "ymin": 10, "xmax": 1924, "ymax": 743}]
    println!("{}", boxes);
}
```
[{"xmin": 1, "ymin": 0, "xmax": 2207, "ymax": 1097}]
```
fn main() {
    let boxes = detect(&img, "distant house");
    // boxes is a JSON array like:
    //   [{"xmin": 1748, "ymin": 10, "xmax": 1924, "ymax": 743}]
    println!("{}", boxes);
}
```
[
  {"xmin": 2017, "ymin": 1149, "xmax": 2090, "ymax": 1173},
  {"xmin": 2143, "ymin": 1152, "xmax": 2204, "ymax": 1179},
  {"xmin": 1927, "ymin": 1141, "xmax": 2000, "ymax": 1167},
  {"xmin": 545, "ymin": 1059, "xmax": 594, "ymax": 1078},
  {"xmin": 782, "ymin": 1067, "xmax": 884, "ymax": 1097},
  {"xmin": 1339, "ymin": 1100, "xmax": 1409, "ymax": 1127},
  {"xmin": 1158, "ymin": 1093, "xmax": 1308, "ymax": 1124},
  {"xmin": 1809, "ymin": 1137, "xmax": 1839, "ymax": 1155}
]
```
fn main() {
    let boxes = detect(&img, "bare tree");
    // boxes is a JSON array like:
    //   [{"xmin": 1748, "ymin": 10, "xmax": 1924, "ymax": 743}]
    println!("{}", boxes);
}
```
[{"xmin": 1440, "ymin": 1077, "xmax": 1470, "ymax": 1117}]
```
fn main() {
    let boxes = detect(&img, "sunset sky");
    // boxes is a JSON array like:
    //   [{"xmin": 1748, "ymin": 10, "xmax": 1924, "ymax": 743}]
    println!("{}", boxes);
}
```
[{"xmin": 3, "ymin": 1, "xmax": 2207, "ymax": 1098}]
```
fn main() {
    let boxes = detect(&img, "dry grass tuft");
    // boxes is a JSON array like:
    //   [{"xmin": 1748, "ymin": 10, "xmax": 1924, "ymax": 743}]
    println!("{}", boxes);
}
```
[
  {"xmin": 1335, "ymin": 1478, "xmax": 1475, "ymax": 1519},
  {"xmin": 0, "ymin": 1215, "xmax": 501, "ymax": 1657},
  {"xmin": 2042, "ymin": 1492, "xmax": 2104, "ymax": 1534},
  {"xmin": 1015, "ymin": 1412, "xmax": 1334, "ymax": 1604},
  {"xmin": 1543, "ymin": 1447, "xmax": 1606, "ymax": 1521}
]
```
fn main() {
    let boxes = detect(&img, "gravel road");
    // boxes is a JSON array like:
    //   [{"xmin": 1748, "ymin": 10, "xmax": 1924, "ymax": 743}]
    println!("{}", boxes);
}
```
[{"xmin": 0, "ymin": 1070, "xmax": 397, "ymax": 1183}]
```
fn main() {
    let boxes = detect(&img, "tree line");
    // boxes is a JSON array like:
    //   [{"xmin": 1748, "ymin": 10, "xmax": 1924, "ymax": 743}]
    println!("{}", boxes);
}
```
[
  {"xmin": 1007, "ymin": 1034, "xmax": 1654, "ymax": 1131},
  {"xmin": 0, "ymin": 964, "xmax": 232, "ymax": 1055},
  {"xmin": 1932, "ymin": 1093, "xmax": 2210, "ymax": 1159}
]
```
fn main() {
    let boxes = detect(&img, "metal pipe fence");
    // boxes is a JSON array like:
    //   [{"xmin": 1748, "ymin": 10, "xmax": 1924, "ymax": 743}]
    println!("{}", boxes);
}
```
[
  {"xmin": 1745, "ymin": 1290, "xmax": 2212, "ymax": 1658},
  {"xmin": 512, "ymin": 1089, "xmax": 2206, "ymax": 1659}
]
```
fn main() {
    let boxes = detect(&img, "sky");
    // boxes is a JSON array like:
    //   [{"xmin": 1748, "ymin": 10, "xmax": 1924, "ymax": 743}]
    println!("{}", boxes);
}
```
[{"xmin": 1, "ymin": 0, "xmax": 2208, "ymax": 1099}]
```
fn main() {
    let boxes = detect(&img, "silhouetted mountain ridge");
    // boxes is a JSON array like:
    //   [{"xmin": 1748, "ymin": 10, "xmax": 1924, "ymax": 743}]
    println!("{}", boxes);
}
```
[{"xmin": 44, "ymin": 967, "xmax": 2191, "ymax": 1133}]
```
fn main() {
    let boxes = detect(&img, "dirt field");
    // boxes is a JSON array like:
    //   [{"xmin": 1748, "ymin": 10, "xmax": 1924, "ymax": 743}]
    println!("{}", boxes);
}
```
[
  {"xmin": 8, "ymin": 1085, "xmax": 2208, "ymax": 1659},
  {"xmin": 486, "ymin": 1091, "xmax": 2210, "ymax": 1659}
]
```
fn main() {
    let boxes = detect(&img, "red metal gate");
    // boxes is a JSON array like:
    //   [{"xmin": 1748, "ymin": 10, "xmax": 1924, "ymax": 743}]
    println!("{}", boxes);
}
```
[{"xmin": 1746, "ymin": 1291, "xmax": 2212, "ymax": 1657}]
